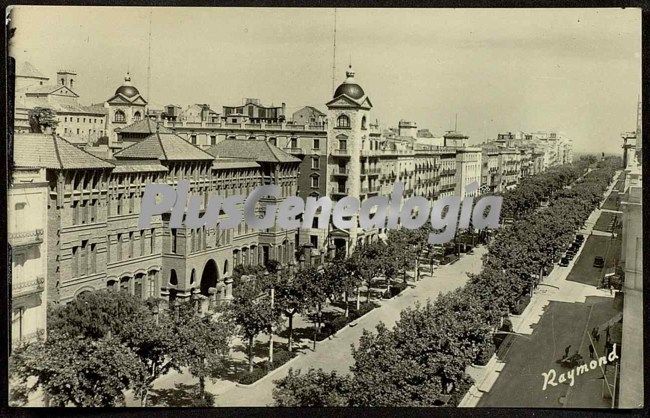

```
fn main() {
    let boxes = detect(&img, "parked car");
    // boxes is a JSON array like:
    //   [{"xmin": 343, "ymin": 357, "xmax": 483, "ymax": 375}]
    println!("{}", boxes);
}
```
[
  {"xmin": 559, "ymin": 257, "xmax": 570, "ymax": 267},
  {"xmin": 566, "ymin": 252, "xmax": 575, "ymax": 260},
  {"xmin": 593, "ymin": 256, "xmax": 605, "ymax": 268},
  {"xmin": 575, "ymin": 234, "xmax": 585, "ymax": 242}
]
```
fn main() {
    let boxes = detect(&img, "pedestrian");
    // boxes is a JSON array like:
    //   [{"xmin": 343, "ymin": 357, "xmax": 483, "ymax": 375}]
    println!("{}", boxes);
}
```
[
  {"xmin": 588, "ymin": 344, "xmax": 595, "ymax": 359},
  {"xmin": 564, "ymin": 345, "xmax": 571, "ymax": 359},
  {"xmin": 609, "ymin": 284, "xmax": 614, "ymax": 295}
]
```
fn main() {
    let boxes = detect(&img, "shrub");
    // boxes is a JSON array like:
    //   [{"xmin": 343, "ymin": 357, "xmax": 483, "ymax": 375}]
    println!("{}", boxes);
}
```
[
  {"xmin": 237, "ymin": 368, "xmax": 267, "ymax": 385},
  {"xmin": 270, "ymin": 349, "xmax": 296, "ymax": 370},
  {"xmin": 511, "ymin": 295, "xmax": 531, "ymax": 315},
  {"xmin": 475, "ymin": 340, "xmax": 495, "ymax": 366},
  {"xmin": 322, "ymin": 315, "xmax": 349, "ymax": 335},
  {"xmin": 349, "ymin": 303, "xmax": 376, "ymax": 320},
  {"xmin": 390, "ymin": 282, "xmax": 407, "ymax": 298}
]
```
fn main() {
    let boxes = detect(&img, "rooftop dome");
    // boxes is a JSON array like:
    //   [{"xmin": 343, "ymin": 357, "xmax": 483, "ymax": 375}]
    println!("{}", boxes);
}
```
[
  {"xmin": 115, "ymin": 72, "xmax": 141, "ymax": 98},
  {"xmin": 333, "ymin": 66, "xmax": 365, "ymax": 100}
]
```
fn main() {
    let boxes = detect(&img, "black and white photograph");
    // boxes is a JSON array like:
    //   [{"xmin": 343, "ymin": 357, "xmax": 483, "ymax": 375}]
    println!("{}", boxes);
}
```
[{"xmin": 5, "ymin": 6, "xmax": 643, "ymax": 409}]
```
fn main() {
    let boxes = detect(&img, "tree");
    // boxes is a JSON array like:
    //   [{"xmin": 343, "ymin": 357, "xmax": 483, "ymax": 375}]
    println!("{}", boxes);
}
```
[
  {"xmin": 272, "ymin": 368, "xmax": 354, "ymax": 406},
  {"xmin": 47, "ymin": 291, "xmax": 178, "ymax": 406},
  {"xmin": 230, "ymin": 279, "xmax": 280, "ymax": 372},
  {"xmin": 10, "ymin": 333, "xmax": 145, "ymax": 407},
  {"xmin": 171, "ymin": 302, "xmax": 235, "ymax": 402},
  {"xmin": 28, "ymin": 107, "xmax": 58, "ymax": 133},
  {"xmin": 274, "ymin": 267, "xmax": 314, "ymax": 351}
]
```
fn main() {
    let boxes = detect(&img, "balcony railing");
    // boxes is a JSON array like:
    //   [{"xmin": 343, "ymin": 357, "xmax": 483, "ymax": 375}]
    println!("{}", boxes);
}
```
[
  {"xmin": 361, "ymin": 167, "xmax": 381, "ymax": 176},
  {"xmin": 330, "ymin": 187, "xmax": 349, "ymax": 195},
  {"xmin": 13, "ymin": 276, "xmax": 45, "ymax": 298},
  {"xmin": 283, "ymin": 147, "xmax": 304, "ymax": 155},
  {"xmin": 9, "ymin": 229, "xmax": 44, "ymax": 248},
  {"xmin": 331, "ymin": 167, "xmax": 349, "ymax": 176},
  {"xmin": 331, "ymin": 149, "xmax": 351, "ymax": 157}
]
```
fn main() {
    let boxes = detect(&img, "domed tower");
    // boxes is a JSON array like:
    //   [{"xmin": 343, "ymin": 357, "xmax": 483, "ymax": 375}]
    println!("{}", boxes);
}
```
[
  {"xmin": 105, "ymin": 72, "xmax": 148, "ymax": 150},
  {"xmin": 325, "ymin": 66, "xmax": 373, "ymax": 255}
]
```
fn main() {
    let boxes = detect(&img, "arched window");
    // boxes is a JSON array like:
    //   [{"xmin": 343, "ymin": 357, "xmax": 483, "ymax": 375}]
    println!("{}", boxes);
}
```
[
  {"xmin": 133, "ymin": 111, "xmax": 142, "ymax": 121},
  {"xmin": 114, "ymin": 110, "xmax": 126, "ymax": 123},
  {"xmin": 169, "ymin": 269, "xmax": 178, "ymax": 286},
  {"xmin": 337, "ymin": 114, "xmax": 350, "ymax": 128},
  {"xmin": 361, "ymin": 116, "xmax": 367, "ymax": 130}
]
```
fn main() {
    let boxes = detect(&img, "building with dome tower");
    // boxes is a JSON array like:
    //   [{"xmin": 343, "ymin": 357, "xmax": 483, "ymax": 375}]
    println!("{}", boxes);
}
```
[
  {"xmin": 103, "ymin": 72, "xmax": 148, "ymax": 153},
  {"xmin": 325, "ymin": 65, "xmax": 376, "ymax": 255}
]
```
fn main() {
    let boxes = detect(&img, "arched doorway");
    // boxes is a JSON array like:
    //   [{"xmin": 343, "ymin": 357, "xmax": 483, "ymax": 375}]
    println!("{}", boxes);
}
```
[{"xmin": 200, "ymin": 259, "xmax": 219, "ymax": 296}]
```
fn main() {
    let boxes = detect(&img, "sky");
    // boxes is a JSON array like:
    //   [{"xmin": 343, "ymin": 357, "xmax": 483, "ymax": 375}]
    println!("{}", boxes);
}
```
[{"xmin": 9, "ymin": 7, "xmax": 641, "ymax": 154}]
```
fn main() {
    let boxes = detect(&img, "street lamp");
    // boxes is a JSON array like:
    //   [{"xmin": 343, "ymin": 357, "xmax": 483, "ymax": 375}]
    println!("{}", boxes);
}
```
[
  {"xmin": 151, "ymin": 302, "xmax": 160, "ymax": 326},
  {"xmin": 264, "ymin": 272, "xmax": 274, "ymax": 366}
]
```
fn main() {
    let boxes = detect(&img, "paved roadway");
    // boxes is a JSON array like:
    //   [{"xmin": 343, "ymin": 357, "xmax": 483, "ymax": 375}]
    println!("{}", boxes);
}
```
[{"xmin": 212, "ymin": 246, "xmax": 487, "ymax": 406}]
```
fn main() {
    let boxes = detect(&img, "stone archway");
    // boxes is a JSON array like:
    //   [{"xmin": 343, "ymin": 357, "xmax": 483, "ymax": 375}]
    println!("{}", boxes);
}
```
[{"xmin": 200, "ymin": 259, "xmax": 219, "ymax": 296}]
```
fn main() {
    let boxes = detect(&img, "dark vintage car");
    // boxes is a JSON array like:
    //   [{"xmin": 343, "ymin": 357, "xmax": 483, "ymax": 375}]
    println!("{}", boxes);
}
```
[
  {"xmin": 559, "ymin": 257, "xmax": 570, "ymax": 267},
  {"xmin": 594, "ymin": 256, "xmax": 605, "ymax": 268},
  {"xmin": 575, "ymin": 234, "xmax": 585, "ymax": 242}
]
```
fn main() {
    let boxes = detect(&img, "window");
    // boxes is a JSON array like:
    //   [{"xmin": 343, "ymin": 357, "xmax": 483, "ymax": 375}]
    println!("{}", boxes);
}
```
[
  {"xmin": 210, "ymin": 135, "xmax": 217, "ymax": 145},
  {"xmin": 310, "ymin": 235, "xmax": 318, "ymax": 248},
  {"xmin": 171, "ymin": 229, "xmax": 177, "ymax": 253},
  {"xmin": 64, "ymin": 117, "xmax": 68, "ymax": 122},
  {"xmin": 150, "ymin": 228, "xmax": 155, "ymax": 253},
  {"xmin": 129, "ymin": 232, "xmax": 134, "ymax": 258},
  {"xmin": 83, "ymin": 118, "xmax": 86, "ymax": 123},
  {"xmin": 269, "ymin": 137, "xmax": 277, "ymax": 146},
  {"xmin": 140, "ymin": 230, "xmax": 145, "ymax": 257},
  {"xmin": 290, "ymin": 137, "xmax": 298, "ymax": 148},
  {"xmin": 90, "ymin": 243, "xmax": 96, "ymax": 274},
  {"xmin": 72, "ymin": 201, "xmax": 79, "ymax": 224},
  {"xmin": 311, "ymin": 157, "xmax": 319, "ymax": 169},
  {"xmin": 313, "ymin": 138, "xmax": 320, "ymax": 149},
  {"xmin": 133, "ymin": 111, "xmax": 142, "ymax": 121},
  {"xmin": 147, "ymin": 273, "xmax": 156, "ymax": 297},
  {"xmin": 339, "ymin": 139, "xmax": 347, "ymax": 150},
  {"xmin": 77, "ymin": 128, "xmax": 80, "ymax": 134},
  {"xmin": 310, "ymin": 174, "xmax": 320, "ymax": 188},
  {"xmin": 191, "ymin": 134, "xmax": 197, "ymax": 144},
  {"xmin": 114, "ymin": 110, "xmax": 126, "ymax": 123},
  {"xmin": 72, "ymin": 246, "xmax": 79, "ymax": 277},
  {"xmin": 116, "ymin": 194, "xmax": 123, "ymax": 215},
  {"xmin": 129, "ymin": 193, "xmax": 134, "ymax": 213},
  {"xmin": 77, "ymin": 118, "xmax": 80, "ymax": 123},
  {"xmin": 337, "ymin": 114, "xmax": 350, "ymax": 128},
  {"xmin": 117, "ymin": 234, "xmax": 122, "ymax": 260},
  {"xmin": 361, "ymin": 116, "xmax": 367, "ymax": 129}
]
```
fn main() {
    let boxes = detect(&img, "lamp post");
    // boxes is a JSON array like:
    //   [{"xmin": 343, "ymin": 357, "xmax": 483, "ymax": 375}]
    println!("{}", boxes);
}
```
[
  {"xmin": 152, "ymin": 301, "xmax": 160, "ymax": 326},
  {"xmin": 267, "ymin": 268, "xmax": 278, "ymax": 367}
]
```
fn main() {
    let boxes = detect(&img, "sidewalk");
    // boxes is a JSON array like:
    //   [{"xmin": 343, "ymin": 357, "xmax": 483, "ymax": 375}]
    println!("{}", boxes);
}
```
[
  {"xmin": 459, "ymin": 171, "xmax": 621, "ymax": 407},
  {"xmin": 213, "ymin": 246, "xmax": 487, "ymax": 406}
]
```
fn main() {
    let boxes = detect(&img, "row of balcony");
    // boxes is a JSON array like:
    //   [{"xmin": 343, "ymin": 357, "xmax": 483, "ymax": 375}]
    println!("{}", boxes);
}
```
[
  {"xmin": 9, "ymin": 229, "xmax": 44, "ymax": 248},
  {"xmin": 331, "ymin": 167, "xmax": 382, "ymax": 176}
]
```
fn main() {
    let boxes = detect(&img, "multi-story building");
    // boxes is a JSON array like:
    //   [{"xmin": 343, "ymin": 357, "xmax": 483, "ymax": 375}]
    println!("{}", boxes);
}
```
[
  {"xmin": 14, "ymin": 62, "xmax": 107, "ymax": 145},
  {"xmin": 481, "ymin": 148, "xmax": 500, "ymax": 193},
  {"xmin": 292, "ymin": 106, "xmax": 326, "ymax": 126},
  {"xmin": 455, "ymin": 147, "xmax": 482, "ymax": 198},
  {"xmin": 9, "ymin": 142, "xmax": 49, "ymax": 351},
  {"xmin": 618, "ymin": 104, "xmax": 643, "ymax": 408},
  {"xmin": 11, "ymin": 130, "xmax": 301, "ymax": 308},
  {"xmin": 222, "ymin": 98, "xmax": 286, "ymax": 124}
]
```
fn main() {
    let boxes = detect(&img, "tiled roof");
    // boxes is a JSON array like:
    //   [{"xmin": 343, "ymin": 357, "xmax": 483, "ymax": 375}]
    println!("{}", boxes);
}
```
[
  {"xmin": 106, "ymin": 159, "xmax": 168, "ymax": 173},
  {"xmin": 17, "ymin": 62, "xmax": 48, "ymax": 79},
  {"xmin": 15, "ymin": 95, "xmax": 106, "ymax": 116},
  {"xmin": 13, "ymin": 133, "xmax": 115, "ymax": 170},
  {"xmin": 116, "ymin": 118, "xmax": 172, "ymax": 134},
  {"xmin": 206, "ymin": 139, "xmax": 300, "ymax": 164},
  {"xmin": 212, "ymin": 157, "xmax": 260, "ymax": 170},
  {"xmin": 113, "ymin": 132, "xmax": 215, "ymax": 161}
]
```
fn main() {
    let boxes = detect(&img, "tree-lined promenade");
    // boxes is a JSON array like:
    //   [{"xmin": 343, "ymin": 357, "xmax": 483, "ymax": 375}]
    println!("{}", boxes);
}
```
[
  {"xmin": 271, "ymin": 155, "xmax": 620, "ymax": 406},
  {"xmin": 9, "ymin": 155, "xmax": 620, "ymax": 407}
]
